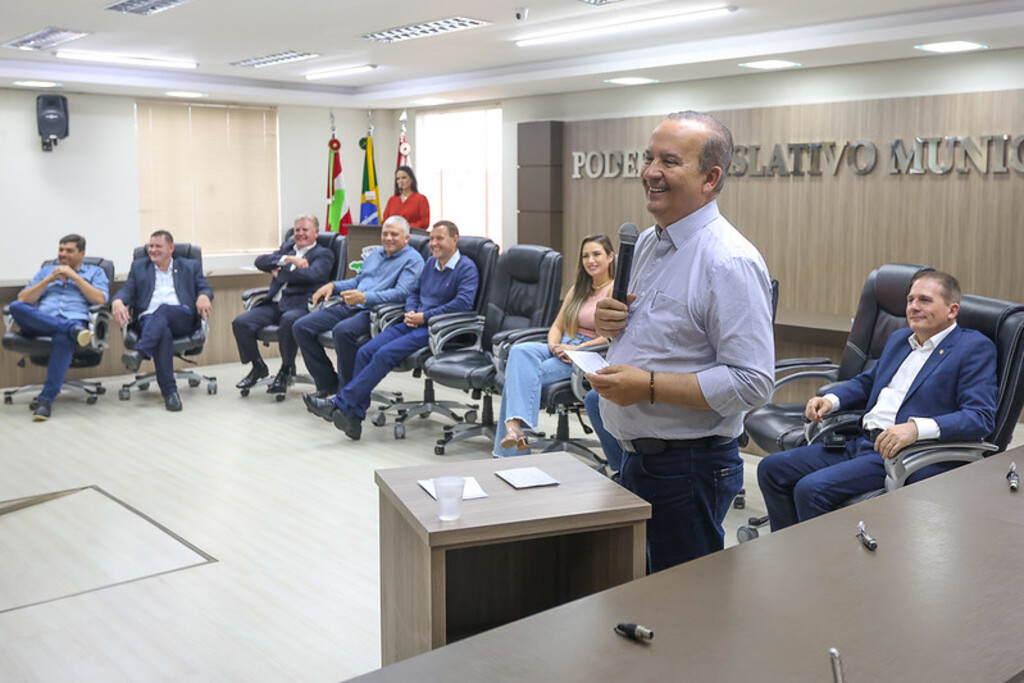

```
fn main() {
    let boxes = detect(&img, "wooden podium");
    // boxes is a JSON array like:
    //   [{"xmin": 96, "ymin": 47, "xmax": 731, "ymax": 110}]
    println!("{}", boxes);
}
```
[{"xmin": 374, "ymin": 453, "xmax": 650, "ymax": 665}]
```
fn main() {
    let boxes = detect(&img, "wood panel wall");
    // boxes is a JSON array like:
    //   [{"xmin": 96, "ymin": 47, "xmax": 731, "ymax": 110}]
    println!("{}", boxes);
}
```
[{"xmin": 561, "ymin": 90, "xmax": 1024, "ymax": 326}]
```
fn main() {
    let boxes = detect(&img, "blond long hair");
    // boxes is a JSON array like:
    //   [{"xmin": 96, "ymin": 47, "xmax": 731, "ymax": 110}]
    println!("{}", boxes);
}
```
[{"xmin": 562, "ymin": 234, "xmax": 615, "ymax": 337}]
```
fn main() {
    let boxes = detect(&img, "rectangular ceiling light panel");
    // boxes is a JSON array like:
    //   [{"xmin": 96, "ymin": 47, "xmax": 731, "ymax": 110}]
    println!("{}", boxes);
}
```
[
  {"xmin": 3, "ymin": 28, "xmax": 90, "ymax": 51},
  {"xmin": 105, "ymin": 0, "xmax": 192, "ymax": 16},
  {"xmin": 362, "ymin": 17, "xmax": 489, "ymax": 44}
]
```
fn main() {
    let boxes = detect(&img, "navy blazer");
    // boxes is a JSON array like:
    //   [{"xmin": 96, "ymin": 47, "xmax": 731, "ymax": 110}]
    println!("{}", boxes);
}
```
[
  {"xmin": 254, "ymin": 240, "xmax": 335, "ymax": 312},
  {"xmin": 832, "ymin": 325, "xmax": 998, "ymax": 442},
  {"xmin": 114, "ymin": 255, "xmax": 214, "ymax": 318}
]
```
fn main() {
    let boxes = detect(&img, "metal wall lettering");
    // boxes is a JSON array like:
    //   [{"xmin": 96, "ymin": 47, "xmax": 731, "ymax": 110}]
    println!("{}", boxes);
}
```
[{"xmin": 570, "ymin": 134, "xmax": 1024, "ymax": 179}]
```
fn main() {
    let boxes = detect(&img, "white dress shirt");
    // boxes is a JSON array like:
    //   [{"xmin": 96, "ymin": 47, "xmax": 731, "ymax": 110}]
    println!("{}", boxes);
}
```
[{"xmin": 142, "ymin": 259, "xmax": 182, "ymax": 316}]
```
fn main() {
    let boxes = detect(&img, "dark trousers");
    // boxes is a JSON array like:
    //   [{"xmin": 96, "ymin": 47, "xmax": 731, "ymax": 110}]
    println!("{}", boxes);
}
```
[
  {"xmin": 584, "ymin": 389, "xmax": 625, "ymax": 472},
  {"xmin": 620, "ymin": 438, "xmax": 743, "ymax": 573},
  {"xmin": 8, "ymin": 301, "xmax": 82, "ymax": 402},
  {"xmin": 293, "ymin": 305, "xmax": 371, "ymax": 393},
  {"xmin": 231, "ymin": 303, "xmax": 306, "ymax": 368},
  {"xmin": 334, "ymin": 323, "xmax": 427, "ymax": 420},
  {"xmin": 757, "ymin": 436, "xmax": 960, "ymax": 531},
  {"xmin": 135, "ymin": 305, "xmax": 194, "ymax": 397}
]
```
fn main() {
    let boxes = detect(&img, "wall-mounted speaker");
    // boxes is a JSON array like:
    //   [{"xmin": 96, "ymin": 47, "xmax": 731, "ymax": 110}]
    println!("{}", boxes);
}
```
[{"xmin": 37, "ymin": 94, "xmax": 69, "ymax": 151}]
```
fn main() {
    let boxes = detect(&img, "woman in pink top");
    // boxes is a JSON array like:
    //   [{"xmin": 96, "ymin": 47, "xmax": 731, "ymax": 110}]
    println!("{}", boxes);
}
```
[
  {"xmin": 496, "ymin": 234, "xmax": 615, "ymax": 456},
  {"xmin": 382, "ymin": 166, "xmax": 430, "ymax": 230}
]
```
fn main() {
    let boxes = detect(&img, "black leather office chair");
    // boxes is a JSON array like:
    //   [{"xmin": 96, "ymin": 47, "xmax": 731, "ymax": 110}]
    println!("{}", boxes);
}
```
[
  {"xmin": 118, "ymin": 243, "xmax": 217, "ymax": 400},
  {"xmin": 370, "ymin": 235, "xmax": 500, "ymax": 439},
  {"xmin": 2, "ymin": 256, "xmax": 115, "ymax": 406},
  {"xmin": 744, "ymin": 265, "xmax": 932, "ymax": 455},
  {"xmin": 425, "ymin": 245, "xmax": 564, "ymax": 454},
  {"xmin": 238, "ymin": 229, "xmax": 348, "ymax": 400}
]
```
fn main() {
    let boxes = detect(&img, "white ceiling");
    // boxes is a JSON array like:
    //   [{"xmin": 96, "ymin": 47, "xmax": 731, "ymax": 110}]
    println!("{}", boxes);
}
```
[{"xmin": 2, "ymin": 0, "xmax": 1022, "ymax": 108}]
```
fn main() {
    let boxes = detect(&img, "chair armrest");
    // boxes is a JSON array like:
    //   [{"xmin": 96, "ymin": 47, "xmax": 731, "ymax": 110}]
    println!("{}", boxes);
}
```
[
  {"xmin": 2, "ymin": 305, "xmax": 11, "ymax": 334},
  {"xmin": 371, "ymin": 303, "xmax": 405, "ymax": 334},
  {"xmin": 775, "ymin": 357, "xmax": 837, "ymax": 371},
  {"xmin": 88, "ymin": 306, "xmax": 113, "ymax": 350},
  {"xmin": 883, "ymin": 441, "xmax": 998, "ymax": 490},
  {"xmin": 492, "ymin": 327, "xmax": 551, "ymax": 373},
  {"xmin": 804, "ymin": 410, "xmax": 864, "ymax": 445},
  {"xmin": 428, "ymin": 315, "xmax": 485, "ymax": 355},
  {"xmin": 241, "ymin": 287, "xmax": 271, "ymax": 310}
]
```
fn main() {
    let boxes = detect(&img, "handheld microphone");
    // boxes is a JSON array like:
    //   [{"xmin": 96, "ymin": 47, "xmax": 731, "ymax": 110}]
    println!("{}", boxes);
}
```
[{"xmin": 612, "ymin": 222, "xmax": 639, "ymax": 303}]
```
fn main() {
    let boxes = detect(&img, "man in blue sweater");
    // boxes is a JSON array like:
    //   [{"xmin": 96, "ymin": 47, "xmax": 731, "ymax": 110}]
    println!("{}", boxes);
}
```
[
  {"xmin": 293, "ymin": 215, "xmax": 424, "ymax": 396},
  {"xmin": 303, "ymin": 220, "xmax": 479, "ymax": 440}
]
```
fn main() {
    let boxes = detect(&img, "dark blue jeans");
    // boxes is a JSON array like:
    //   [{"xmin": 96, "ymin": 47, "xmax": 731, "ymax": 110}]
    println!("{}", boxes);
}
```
[
  {"xmin": 583, "ymin": 389, "xmax": 624, "ymax": 472},
  {"xmin": 620, "ymin": 438, "xmax": 743, "ymax": 573},
  {"xmin": 8, "ymin": 301, "xmax": 82, "ymax": 402},
  {"xmin": 231, "ymin": 303, "xmax": 306, "ymax": 368},
  {"xmin": 334, "ymin": 323, "xmax": 427, "ymax": 420},
  {"xmin": 135, "ymin": 305, "xmax": 195, "ymax": 397},
  {"xmin": 757, "ymin": 436, "xmax": 960, "ymax": 531},
  {"xmin": 293, "ymin": 305, "xmax": 371, "ymax": 393}
]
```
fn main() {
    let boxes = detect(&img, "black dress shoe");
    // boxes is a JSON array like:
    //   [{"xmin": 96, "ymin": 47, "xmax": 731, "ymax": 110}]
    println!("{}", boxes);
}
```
[
  {"xmin": 303, "ymin": 393, "xmax": 337, "ymax": 422},
  {"xmin": 266, "ymin": 366, "xmax": 292, "ymax": 394},
  {"xmin": 72, "ymin": 326, "xmax": 93, "ymax": 348},
  {"xmin": 236, "ymin": 362, "xmax": 269, "ymax": 390},
  {"xmin": 32, "ymin": 398, "xmax": 52, "ymax": 422},
  {"xmin": 339, "ymin": 413, "xmax": 362, "ymax": 441},
  {"xmin": 164, "ymin": 392, "xmax": 183, "ymax": 411},
  {"xmin": 122, "ymin": 350, "xmax": 144, "ymax": 373}
]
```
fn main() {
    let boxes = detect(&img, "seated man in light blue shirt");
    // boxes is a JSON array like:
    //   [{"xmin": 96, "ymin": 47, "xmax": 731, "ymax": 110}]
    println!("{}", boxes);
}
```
[
  {"xmin": 293, "ymin": 215, "xmax": 424, "ymax": 397},
  {"xmin": 8, "ymin": 234, "xmax": 109, "ymax": 421}
]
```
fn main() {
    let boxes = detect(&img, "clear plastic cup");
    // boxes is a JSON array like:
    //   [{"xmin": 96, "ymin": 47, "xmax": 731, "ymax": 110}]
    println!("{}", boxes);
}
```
[{"xmin": 434, "ymin": 476, "xmax": 466, "ymax": 521}]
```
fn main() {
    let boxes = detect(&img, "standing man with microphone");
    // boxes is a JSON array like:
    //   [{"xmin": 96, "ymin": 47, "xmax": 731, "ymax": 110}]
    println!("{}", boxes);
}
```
[{"xmin": 588, "ymin": 110, "xmax": 775, "ymax": 573}]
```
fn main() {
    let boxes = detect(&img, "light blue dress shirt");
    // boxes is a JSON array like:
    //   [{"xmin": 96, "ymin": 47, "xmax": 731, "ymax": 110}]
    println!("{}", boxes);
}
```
[
  {"xmin": 603, "ymin": 200, "xmax": 775, "ymax": 441},
  {"xmin": 30, "ymin": 262, "xmax": 109, "ymax": 322}
]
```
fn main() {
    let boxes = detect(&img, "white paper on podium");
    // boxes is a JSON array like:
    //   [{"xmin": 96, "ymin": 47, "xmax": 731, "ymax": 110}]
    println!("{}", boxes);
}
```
[
  {"xmin": 418, "ymin": 476, "xmax": 488, "ymax": 500},
  {"xmin": 564, "ymin": 349, "xmax": 609, "ymax": 374},
  {"xmin": 494, "ymin": 467, "xmax": 560, "ymax": 489}
]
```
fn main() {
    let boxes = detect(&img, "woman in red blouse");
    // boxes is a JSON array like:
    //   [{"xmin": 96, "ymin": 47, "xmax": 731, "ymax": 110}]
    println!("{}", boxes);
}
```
[{"xmin": 383, "ymin": 166, "xmax": 430, "ymax": 230}]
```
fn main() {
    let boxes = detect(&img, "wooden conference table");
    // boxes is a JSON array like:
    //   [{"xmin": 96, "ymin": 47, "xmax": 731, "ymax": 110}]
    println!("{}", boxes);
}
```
[
  {"xmin": 360, "ymin": 448, "xmax": 1024, "ymax": 682},
  {"xmin": 374, "ymin": 453, "xmax": 651, "ymax": 666}
]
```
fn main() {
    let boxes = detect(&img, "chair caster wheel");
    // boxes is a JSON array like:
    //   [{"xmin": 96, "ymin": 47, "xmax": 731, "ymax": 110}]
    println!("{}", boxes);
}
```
[
  {"xmin": 188, "ymin": 379, "xmax": 201, "ymax": 388},
  {"xmin": 139, "ymin": 382, "xmax": 150, "ymax": 391},
  {"xmin": 208, "ymin": 382, "xmax": 217, "ymax": 395},
  {"xmin": 394, "ymin": 424, "xmax": 406, "ymax": 439},
  {"xmin": 372, "ymin": 413, "xmax": 387, "ymax": 427},
  {"xmin": 240, "ymin": 388, "xmax": 250, "ymax": 397},
  {"xmin": 96, "ymin": 386, "xmax": 107, "ymax": 395},
  {"xmin": 435, "ymin": 445, "xmax": 446, "ymax": 455},
  {"xmin": 737, "ymin": 526, "xmax": 759, "ymax": 543},
  {"xmin": 29, "ymin": 399, "xmax": 39, "ymax": 410},
  {"xmin": 463, "ymin": 410, "xmax": 478, "ymax": 424},
  {"xmin": 275, "ymin": 393, "xmax": 286, "ymax": 402},
  {"xmin": 87, "ymin": 395, "xmax": 98, "ymax": 405},
  {"xmin": 733, "ymin": 494, "xmax": 746, "ymax": 510},
  {"xmin": 4, "ymin": 395, "xmax": 13, "ymax": 405},
  {"xmin": 118, "ymin": 388, "xmax": 131, "ymax": 401}
]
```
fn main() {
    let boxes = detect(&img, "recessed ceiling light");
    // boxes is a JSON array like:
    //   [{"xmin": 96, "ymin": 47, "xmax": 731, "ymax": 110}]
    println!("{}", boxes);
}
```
[
  {"xmin": 738, "ymin": 59, "xmax": 801, "ymax": 70},
  {"xmin": 55, "ymin": 50, "xmax": 197, "ymax": 69},
  {"xmin": 363, "ymin": 17, "xmax": 489, "ymax": 44},
  {"xmin": 164, "ymin": 91, "xmax": 207, "ymax": 98},
  {"xmin": 914, "ymin": 41, "xmax": 987, "ymax": 54},
  {"xmin": 517, "ymin": 5, "xmax": 736, "ymax": 47},
  {"xmin": 412, "ymin": 97, "xmax": 453, "ymax": 107},
  {"xmin": 305, "ymin": 64, "xmax": 377, "ymax": 81},
  {"xmin": 231, "ymin": 51, "xmax": 319, "ymax": 68},
  {"xmin": 13, "ymin": 80, "xmax": 61, "ymax": 88},
  {"xmin": 105, "ymin": 0, "xmax": 191, "ymax": 16},
  {"xmin": 604, "ymin": 77, "xmax": 659, "ymax": 85},
  {"xmin": 3, "ymin": 28, "xmax": 90, "ymax": 51}
]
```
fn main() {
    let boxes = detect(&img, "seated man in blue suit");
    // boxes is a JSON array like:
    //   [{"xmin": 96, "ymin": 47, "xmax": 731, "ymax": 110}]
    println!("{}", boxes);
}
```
[
  {"xmin": 232, "ymin": 214, "xmax": 335, "ymax": 394},
  {"xmin": 758, "ymin": 270, "xmax": 998, "ymax": 530},
  {"xmin": 8, "ymin": 234, "xmax": 109, "ymax": 421},
  {"xmin": 111, "ymin": 230, "xmax": 213, "ymax": 412},
  {"xmin": 302, "ymin": 220, "xmax": 478, "ymax": 441}
]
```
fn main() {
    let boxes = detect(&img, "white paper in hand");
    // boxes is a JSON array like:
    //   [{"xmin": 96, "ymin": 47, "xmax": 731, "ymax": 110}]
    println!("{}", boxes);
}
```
[{"xmin": 564, "ymin": 349, "xmax": 609, "ymax": 374}]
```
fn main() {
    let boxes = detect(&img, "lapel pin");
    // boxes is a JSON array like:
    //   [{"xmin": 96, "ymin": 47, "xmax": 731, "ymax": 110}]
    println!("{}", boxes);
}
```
[{"xmin": 938, "ymin": 349, "xmax": 944, "ymax": 355}]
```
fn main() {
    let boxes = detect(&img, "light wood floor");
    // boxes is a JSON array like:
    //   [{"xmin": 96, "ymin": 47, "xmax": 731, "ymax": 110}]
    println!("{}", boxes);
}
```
[{"xmin": 0, "ymin": 359, "xmax": 766, "ymax": 681}]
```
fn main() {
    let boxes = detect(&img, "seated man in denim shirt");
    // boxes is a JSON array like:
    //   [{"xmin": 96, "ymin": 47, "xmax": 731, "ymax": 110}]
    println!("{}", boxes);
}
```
[{"xmin": 8, "ymin": 234, "xmax": 109, "ymax": 421}]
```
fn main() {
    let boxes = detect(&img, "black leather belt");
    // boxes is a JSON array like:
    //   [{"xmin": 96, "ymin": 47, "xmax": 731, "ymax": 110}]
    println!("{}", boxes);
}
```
[{"xmin": 621, "ymin": 435, "xmax": 735, "ymax": 455}]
